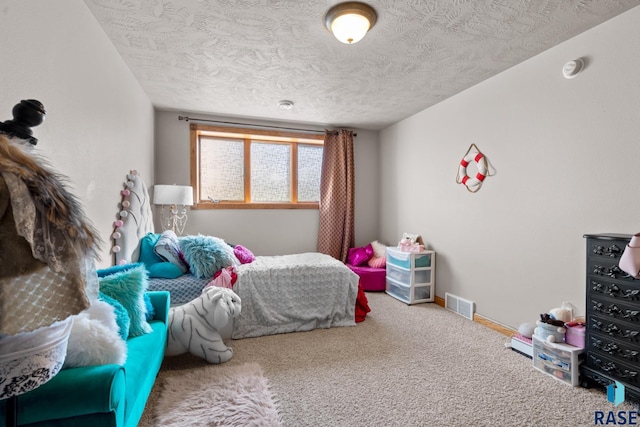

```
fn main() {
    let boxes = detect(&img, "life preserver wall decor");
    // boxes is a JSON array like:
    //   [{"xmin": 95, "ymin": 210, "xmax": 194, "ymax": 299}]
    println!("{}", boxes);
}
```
[{"xmin": 456, "ymin": 143, "xmax": 492, "ymax": 193}]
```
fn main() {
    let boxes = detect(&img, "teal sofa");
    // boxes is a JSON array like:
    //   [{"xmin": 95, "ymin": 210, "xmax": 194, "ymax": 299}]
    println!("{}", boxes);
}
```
[{"xmin": 0, "ymin": 291, "xmax": 170, "ymax": 427}]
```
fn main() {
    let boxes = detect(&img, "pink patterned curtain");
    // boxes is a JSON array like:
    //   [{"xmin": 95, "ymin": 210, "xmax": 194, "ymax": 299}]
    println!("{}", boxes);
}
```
[{"xmin": 317, "ymin": 129, "xmax": 355, "ymax": 263}]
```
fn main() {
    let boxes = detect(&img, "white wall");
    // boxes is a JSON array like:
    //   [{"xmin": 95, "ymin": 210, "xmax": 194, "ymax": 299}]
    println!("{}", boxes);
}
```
[
  {"xmin": 154, "ymin": 109, "xmax": 380, "ymax": 255},
  {"xmin": 379, "ymin": 6, "xmax": 640, "ymax": 330},
  {"xmin": 0, "ymin": 0, "xmax": 155, "ymax": 268}
]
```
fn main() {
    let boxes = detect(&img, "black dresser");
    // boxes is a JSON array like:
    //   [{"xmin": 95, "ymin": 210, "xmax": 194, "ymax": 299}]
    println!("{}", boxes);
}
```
[{"xmin": 581, "ymin": 233, "xmax": 640, "ymax": 403}]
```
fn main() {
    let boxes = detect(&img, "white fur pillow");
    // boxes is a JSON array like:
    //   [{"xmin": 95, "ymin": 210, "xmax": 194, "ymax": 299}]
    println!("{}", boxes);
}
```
[
  {"xmin": 85, "ymin": 299, "xmax": 120, "ymax": 333},
  {"xmin": 63, "ymin": 300, "xmax": 127, "ymax": 368},
  {"xmin": 370, "ymin": 240, "xmax": 387, "ymax": 258}
]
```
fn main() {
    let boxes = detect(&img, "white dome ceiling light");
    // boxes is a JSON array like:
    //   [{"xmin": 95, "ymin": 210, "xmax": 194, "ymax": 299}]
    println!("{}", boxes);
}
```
[{"xmin": 325, "ymin": 2, "xmax": 377, "ymax": 45}]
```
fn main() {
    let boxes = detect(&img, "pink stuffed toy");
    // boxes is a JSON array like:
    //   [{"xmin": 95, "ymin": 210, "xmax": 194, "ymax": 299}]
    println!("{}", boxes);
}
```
[{"xmin": 234, "ymin": 244, "xmax": 255, "ymax": 264}]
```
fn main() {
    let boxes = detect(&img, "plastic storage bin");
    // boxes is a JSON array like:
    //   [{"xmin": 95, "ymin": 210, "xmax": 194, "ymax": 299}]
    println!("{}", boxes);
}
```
[
  {"xmin": 386, "ymin": 247, "xmax": 431, "ymax": 269},
  {"xmin": 385, "ymin": 248, "xmax": 435, "ymax": 305},
  {"xmin": 385, "ymin": 278, "xmax": 411, "ymax": 303},
  {"xmin": 413, "ymin": 285, "xmax": 432, "ymax": 301},
  {"xmin": 385, "ymin": 277, "xmax": 432, "ymax": 304},
  {"xmin": 532, "ymin": 336, "xmax": 583, "ymax": 386},
  {"xmin": 565, "ymin": 323, "xmax": 585, "ymax": 349},
  {"xmin": 386, "ymin": 263, "xmax": 431, "ymax": 285}
]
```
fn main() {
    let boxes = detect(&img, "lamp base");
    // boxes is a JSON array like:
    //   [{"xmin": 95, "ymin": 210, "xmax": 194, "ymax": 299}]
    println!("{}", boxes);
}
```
[{"xmin": 159, "ymin": 204, "xmax": 189, "ymax": 235}]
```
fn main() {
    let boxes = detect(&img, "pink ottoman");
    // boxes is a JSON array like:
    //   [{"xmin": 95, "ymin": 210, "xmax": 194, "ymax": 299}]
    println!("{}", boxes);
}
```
[{"xmin": 347, "ymin": 264, "xmax": 386, "ymax": 291}]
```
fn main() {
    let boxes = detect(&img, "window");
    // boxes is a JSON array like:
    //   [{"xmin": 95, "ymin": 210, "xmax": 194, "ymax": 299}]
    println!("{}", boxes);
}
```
[{"xmin": 190, "ymin": 123, "xmax": 324, "ymax": 209}]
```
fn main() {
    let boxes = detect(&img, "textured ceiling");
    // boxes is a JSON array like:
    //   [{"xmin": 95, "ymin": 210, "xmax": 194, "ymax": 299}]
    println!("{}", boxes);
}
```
[{"xmin": 84, "ymin": 1, "xmax": 639, "ymax": 131}]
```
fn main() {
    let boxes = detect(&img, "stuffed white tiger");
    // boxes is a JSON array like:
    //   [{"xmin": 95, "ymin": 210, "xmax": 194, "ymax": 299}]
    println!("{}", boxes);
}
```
[{"xmin": 166, "ymin": 286, "xmax": 241, "ymax": 364}]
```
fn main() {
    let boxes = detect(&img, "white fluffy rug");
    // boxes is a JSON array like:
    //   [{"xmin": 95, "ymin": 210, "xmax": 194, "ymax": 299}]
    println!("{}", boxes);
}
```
[{"xmin": 154, "ymin": 362, "xmax": 281, "ymax": 426}]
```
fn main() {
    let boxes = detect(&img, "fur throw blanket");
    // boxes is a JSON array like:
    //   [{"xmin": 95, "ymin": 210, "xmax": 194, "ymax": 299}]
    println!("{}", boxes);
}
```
[{"xmin": 0, "ymin": 134, "xmax": 102, "ymax": 335}]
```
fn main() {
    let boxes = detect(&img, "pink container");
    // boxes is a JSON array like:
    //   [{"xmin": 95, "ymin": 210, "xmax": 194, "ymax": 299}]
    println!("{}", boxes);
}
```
[{"xmin": 565, "ymin": 323, "xmax": 585, "ymax": 348}]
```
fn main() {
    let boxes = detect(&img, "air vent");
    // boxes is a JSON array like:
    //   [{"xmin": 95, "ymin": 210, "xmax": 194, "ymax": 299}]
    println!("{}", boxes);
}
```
[{"xmin": 445, "ymin": 293, "xmax": 475, "ymax": 320}]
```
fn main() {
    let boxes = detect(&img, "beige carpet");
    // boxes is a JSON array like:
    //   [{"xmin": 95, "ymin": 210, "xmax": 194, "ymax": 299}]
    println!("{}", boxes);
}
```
[{"xmin": 140, "ymin": 292, "xmax": 636, "ymax": 427}]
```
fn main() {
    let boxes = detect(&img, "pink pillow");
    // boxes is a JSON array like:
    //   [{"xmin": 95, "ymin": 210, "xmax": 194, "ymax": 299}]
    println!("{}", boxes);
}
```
[
  {"xmin": 364, "ymin": 243, "xmax": 374, "ymax": 259},
  {"xmin": 348, "ymin": 247, "xmax": 371, "ymax": 267},
  {"xmin": 234, "ymin": 244, "xmax": 256, "ymax": 264},
  {"xmin": 368, "ymin": 256, "xmax": 386, "ymax": 268}
]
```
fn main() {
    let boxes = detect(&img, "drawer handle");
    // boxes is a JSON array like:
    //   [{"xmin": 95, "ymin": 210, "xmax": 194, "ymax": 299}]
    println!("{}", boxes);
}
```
[
  {"xmin": 589, "ymin": 355, "xmax": 638, "ymax": 380},
  {"xmin": 591, "ymin": 319, "xmax": 640, "ymax": 340},
  {"xmin": 592, "ymin": 301, "xmax": 640, "ymax": 321},
  {"xmin": 592, "ymin": 264, "xmax": 626, "ymax": 279},
  {"xmin": 591, "ymin": 281, "xmax": 640, "ymax": 299},
  {"xmin": 591, "ymin": 338, "xmax": 639, "ymax": 359},
  {"xmin": 593, "ymin": 244, "xmax": 623, "ymax": 258}
]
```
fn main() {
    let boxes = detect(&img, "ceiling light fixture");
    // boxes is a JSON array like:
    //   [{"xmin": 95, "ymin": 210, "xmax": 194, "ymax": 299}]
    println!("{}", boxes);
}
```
[{"xmin": 325, "ymin": 2, "xmax": 377, "ymax": 45}]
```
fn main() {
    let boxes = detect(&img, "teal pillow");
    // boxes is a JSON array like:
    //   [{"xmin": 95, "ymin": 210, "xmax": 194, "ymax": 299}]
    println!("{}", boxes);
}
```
[
  {"xmin": 99, "ymin": 265, "xmax": 152, "ymax": 337},
  {"xmin": 144, "ymin": 293, "xmax": 155, "ymax": 321},
  {"xmin": 139, "ymin": 233, "xmax": 163, "ymax": 267},
  {"xmin": 97, "ymin": 262, "xmax": 144, "ymax": 278},
  {"xmin": 148, "ymin": 261, "xmax": 184, "ymax": 279},
  {"xmin": 98, "ymin": 291, "xmax": 131, "ymax": 340},
  {"xmin": 180, "ymin": 234, "xmax": 237, "ymax": 279}
]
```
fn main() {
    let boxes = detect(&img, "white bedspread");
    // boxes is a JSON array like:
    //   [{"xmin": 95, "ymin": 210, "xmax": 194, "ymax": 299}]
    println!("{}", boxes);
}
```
[{"xmin": 232, "ymin": 252, "xmax": 359, "ymax": 339}]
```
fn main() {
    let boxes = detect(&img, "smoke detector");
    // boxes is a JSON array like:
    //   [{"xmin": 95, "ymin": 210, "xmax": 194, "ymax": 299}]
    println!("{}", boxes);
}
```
[{"xmin": 278, "ymin": 100, "xmax": 294, "ymax": 110}]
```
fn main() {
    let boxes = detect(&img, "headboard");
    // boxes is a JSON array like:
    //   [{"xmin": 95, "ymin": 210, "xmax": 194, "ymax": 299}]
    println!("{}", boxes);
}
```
[{"xmin": 111, "ymin": 170, "xmax": 154, "ymax": 265}]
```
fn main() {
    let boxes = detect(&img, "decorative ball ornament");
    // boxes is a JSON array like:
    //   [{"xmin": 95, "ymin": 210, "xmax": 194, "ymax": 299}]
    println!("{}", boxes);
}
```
[{"xmin": 112, "ymin": 170, "xmax": 144, "ymax": 265}]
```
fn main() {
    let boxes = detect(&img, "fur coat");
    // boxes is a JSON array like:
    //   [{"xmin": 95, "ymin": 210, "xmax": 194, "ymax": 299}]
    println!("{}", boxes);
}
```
[{"xmin": 0, "ymin": 134, "xmax": 101, "ymax": 335}]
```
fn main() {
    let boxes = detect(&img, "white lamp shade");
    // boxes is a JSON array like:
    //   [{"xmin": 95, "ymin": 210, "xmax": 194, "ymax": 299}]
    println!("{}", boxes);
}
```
[
  {"xmin": 153, "ymin": 185, "xmax": 193, "ymax": 206},
  {"xmin": 331, "ymin": 13, "xmax": 371, "ymax": 44}
]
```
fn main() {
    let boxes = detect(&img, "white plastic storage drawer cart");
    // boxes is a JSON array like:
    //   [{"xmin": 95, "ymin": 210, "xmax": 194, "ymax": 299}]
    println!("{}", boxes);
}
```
[{"xmin": 385, "ymin": 247, "xmax": 435, "ymax": 304}]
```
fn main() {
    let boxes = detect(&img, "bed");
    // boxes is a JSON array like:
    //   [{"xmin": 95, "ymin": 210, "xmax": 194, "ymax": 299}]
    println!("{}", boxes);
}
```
[{"xmin": 110, "ymin": 171, "xmax": 364, "ymax": 339}]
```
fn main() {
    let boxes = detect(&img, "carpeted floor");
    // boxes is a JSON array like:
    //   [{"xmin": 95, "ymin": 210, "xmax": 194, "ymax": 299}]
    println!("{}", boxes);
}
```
[{"xmin": 140, "ymin": 292, "xmax": 636, "ymax": 427}]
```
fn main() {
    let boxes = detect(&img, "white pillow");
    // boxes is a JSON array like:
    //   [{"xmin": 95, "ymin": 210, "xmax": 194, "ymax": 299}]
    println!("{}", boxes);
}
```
[
  {"xmin": 154, "ymin": 230, "xmax": 189, "ymax": 273},
  {"xmin": 63, "ymin": 301, "xmax": 127, "ymax": 368},
  {"xmin": 370, "ymin": 240, "xmax": 387, "ymax": 258},
  {"xmin": 84, "ymin": 300, "xmax": 120, "ymax": 334}
]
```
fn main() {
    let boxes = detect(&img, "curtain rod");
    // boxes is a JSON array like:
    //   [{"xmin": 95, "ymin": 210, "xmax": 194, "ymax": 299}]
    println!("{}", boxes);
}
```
[{"xmin": 178, "ymin": 115, "xmax": 356, "ymax": 137}]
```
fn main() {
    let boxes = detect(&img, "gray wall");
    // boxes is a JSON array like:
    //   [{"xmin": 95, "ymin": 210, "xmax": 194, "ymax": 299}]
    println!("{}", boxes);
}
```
[
  {"xmin": 154, "ymin": 110, "xmax": 380, "ymax": 255},
  {"xmin": 5, "ymin": 1, "xmax": 637, "ymax": 333},
  {"xmin": 0, "ymin": 0, "xmax": 155, "ymax": 268},
  {"xmin": 379, "ymin": 6, "xmax": 640, "ymax": 330}
]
